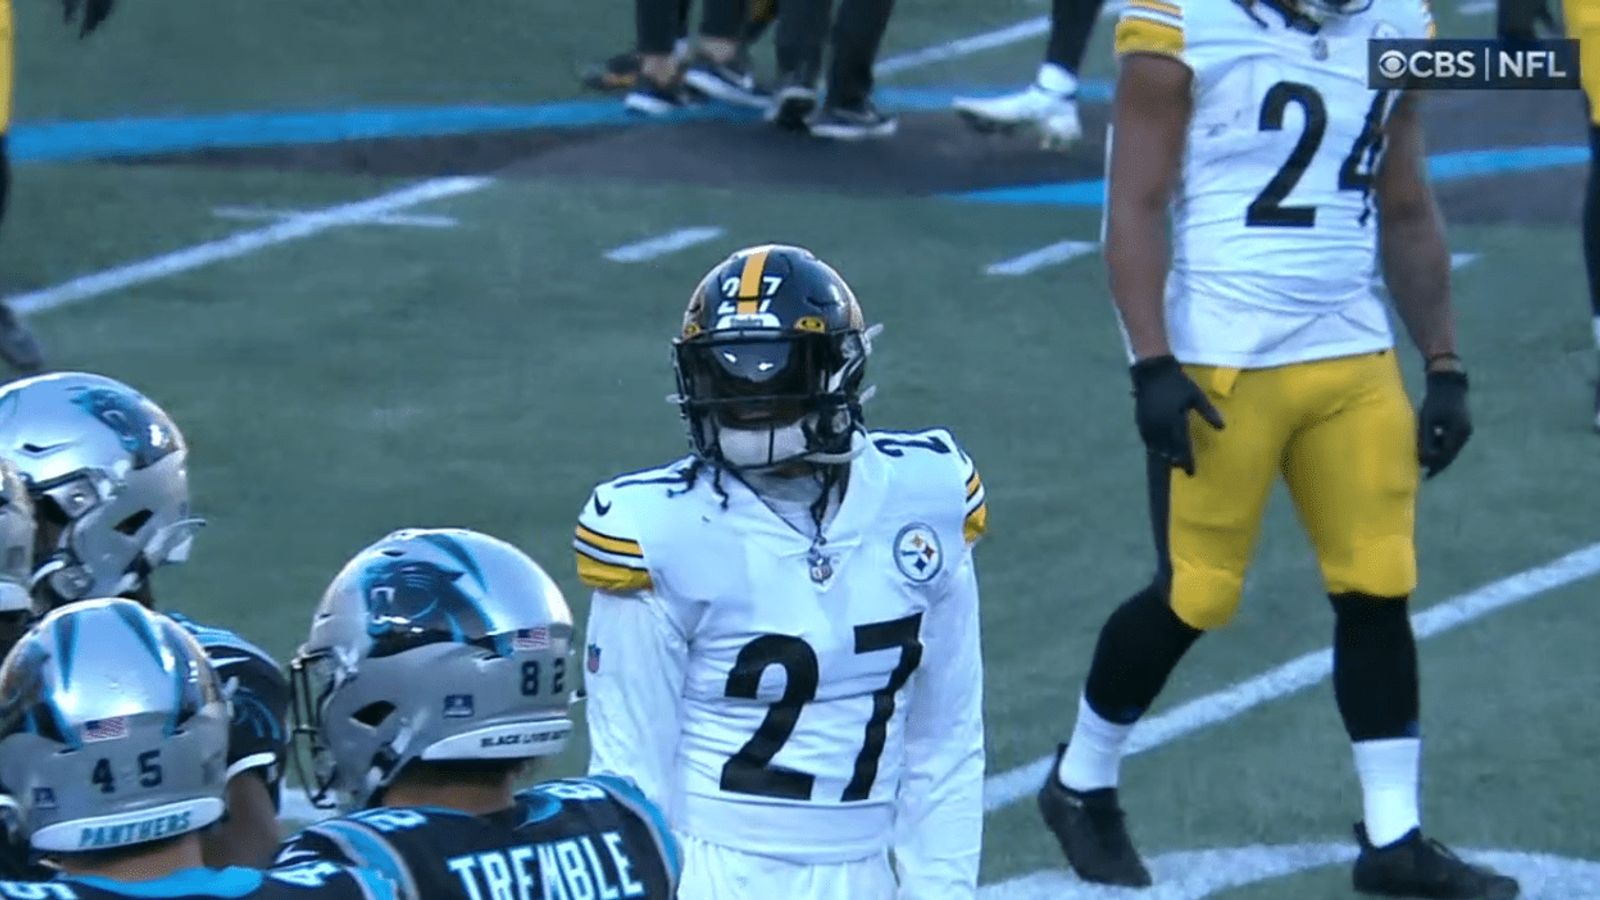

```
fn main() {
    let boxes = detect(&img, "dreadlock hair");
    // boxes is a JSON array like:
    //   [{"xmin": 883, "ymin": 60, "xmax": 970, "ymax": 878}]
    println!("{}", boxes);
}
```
[{"xmin": 669, "ymin": 457, "xmax": 731, "ymax": 508}]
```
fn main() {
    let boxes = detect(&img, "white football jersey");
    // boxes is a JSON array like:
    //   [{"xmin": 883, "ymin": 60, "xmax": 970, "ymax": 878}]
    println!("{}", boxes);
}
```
[
  {"xmin": 578, "ymin": 429, "xmax": 986, "ymax": 894},
  {"xmin": 1113, "ymin": 0, "xmax": 1435, "ymax": 368}
]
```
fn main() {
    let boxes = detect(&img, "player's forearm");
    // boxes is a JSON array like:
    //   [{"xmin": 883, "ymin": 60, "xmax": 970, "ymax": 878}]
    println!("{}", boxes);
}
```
[
  {"xmin": 1381, "ymin": 200, "xmax": 1457, "ymax": 360},
  {"xmin": 584, "ymin": 590, "xmax": 686, "ymax": 805},
  {"xmin": 893, "ymin": 741, "xmax": 984, "ymax": 899},
  {"xmin": 1106, "ymin": 208, "xmax": 1173, "ymax": 360}
]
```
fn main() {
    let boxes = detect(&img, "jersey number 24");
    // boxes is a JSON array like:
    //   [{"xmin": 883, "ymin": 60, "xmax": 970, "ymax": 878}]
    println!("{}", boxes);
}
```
[
  {"xmin": 720, "ymin": 613, "xmax": 923, "ymax": 803},
  {"xmin": 1247, "ymin": 82, "xmax": 1393, "ymax": 229}
]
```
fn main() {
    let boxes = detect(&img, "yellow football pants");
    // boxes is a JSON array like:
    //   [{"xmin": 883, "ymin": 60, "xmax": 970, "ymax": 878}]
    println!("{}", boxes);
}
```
[
  {"xmin": 1160, "ymin": 352, "xmax": 1419, "ymax": 631},
  {"xmin": 1568, "ymin": 0, "xmax": 1600, "ymax": 124},
  {"xmin": 1, "ymin": 0, "xmax": 12, "ymax": 133}
]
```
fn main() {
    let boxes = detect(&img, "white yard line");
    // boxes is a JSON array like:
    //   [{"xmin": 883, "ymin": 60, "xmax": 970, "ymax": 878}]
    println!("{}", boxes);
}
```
[
  {"xmin": 212, "ymin": 205, "xmax": 460, "ymax": 229},
  {"xmin": 603, "ymin": 226, "xmax": 725, "ymax": 263},
  {"xmin": 9, "ymin": 177, "xmax": 491, "ymax": 316},
  {"xmin": 986, "ymin": 240, "xmax": 1099, "ymax": 276},
  {"xmin": 981, "ymin": 541, "xmax": 1600, "ymax": 811},
  {"xmin": 875, "ymin": 18, "xmax": 1051, "ymax": 76}
]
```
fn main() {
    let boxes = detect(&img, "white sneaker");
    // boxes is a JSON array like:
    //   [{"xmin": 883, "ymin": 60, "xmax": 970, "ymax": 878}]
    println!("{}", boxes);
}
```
[{"xmin": 953, "ymin": 84, "xmax": 1084, "ymax": 151}]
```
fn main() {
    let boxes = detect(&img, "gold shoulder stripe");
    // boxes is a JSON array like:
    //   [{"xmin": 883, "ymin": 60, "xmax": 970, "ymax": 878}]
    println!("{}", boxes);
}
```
[
  {"xmin": 965, "ymin": 471, "xmax": 983, "ymax": 501},
  {"xmin": 964, "ymin": 502, "xmax": 989, "ymax": 544},
  {"xmin": 1128, "ymin": 0, "xmax": 1181, "ymax": 17},
  {"xmin": 577, "ymin": 554, "xmax": 652, "ymax": 592},
  {"xmin": 1115, "ymin": 16, "xmax": 1184, "ymax": 57},
  {"xmin": 575, "ymin": 524, "xmax": 643, "ymax": 558}
]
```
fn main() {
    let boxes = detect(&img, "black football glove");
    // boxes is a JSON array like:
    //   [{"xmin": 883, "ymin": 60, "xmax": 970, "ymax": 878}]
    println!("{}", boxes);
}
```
[
  {"xmin": 1131, "ymin": 355, "xmax": 1224, "ymax": 476},
  {"xmin": 1498, "ymin": 0, "xmax": 1553, "ymax": 41},
  {"xmin": 1417, "ymin": 369, "xmax": 1472, "ymax": 479},
  {"xmin": 62, "ymin": 0, "xmax": 115, "ymax": 38}
]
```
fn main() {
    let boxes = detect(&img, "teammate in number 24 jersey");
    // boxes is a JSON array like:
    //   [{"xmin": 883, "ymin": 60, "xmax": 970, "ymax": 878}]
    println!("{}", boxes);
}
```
[{"xmin": 579, "ymin": 244, "xmax": 987, "ymax": 899}]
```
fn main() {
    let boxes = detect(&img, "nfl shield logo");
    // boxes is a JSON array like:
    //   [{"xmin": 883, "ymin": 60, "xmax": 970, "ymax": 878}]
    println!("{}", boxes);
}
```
[
  {"xmin": 586, "ymin": 643, "xmax": 602, "ymax": 674},
  {"xmin": 443, "ymin": 694, "xmax": 475, "ymax": 718},
  {"xmin": 31, "ymin": 788, "xmax": 55, "ymax": 810}
]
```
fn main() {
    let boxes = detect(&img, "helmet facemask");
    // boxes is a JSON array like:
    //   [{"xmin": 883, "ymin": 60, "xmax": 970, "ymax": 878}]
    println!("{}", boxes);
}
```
[
  {"xmin": 1297, "ymin": 0, "xmax": 1373, "ymax": 22},
  {"xmin": 674, "ymin": 327, "xmax": 872, "ymax": 471}
]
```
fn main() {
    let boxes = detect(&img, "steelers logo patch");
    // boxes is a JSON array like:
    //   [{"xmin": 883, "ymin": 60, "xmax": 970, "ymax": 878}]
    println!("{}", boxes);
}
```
[{"xmin": 894, "ymin": 523, "xmax": 943, "ymax": 583}]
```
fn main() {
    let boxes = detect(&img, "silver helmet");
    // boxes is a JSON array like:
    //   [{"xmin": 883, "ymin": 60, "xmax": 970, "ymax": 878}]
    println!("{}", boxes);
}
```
[
  {"xmin": 291, "ymin": 528, "xmax": 575, "ymax": 811},
  {"xmin": 0, "ymin": 598, "xmax": 230, "ymax": 852},
  {"xmin": 0, "ymin": 373, "xmax": 203, "ymax": 605},
  {"xmin": 0, "ymin": 460, "xmax": 36, "ymax": 616}
]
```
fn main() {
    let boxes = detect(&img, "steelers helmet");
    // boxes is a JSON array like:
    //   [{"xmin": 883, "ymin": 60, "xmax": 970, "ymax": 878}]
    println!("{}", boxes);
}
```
[{"xmin": 673, "ymin": 244, "xmax": 877, "ymax": 471}]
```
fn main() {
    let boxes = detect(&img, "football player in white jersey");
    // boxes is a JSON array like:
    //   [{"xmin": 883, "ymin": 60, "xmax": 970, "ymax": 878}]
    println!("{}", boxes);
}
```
[
  {"xmin": 578, "ymin": 244, "xmax": 986, "ymax": 899},
  {"xmin": 1038, "ymin": 2, "xmax": 1518, "ymax": 898}
]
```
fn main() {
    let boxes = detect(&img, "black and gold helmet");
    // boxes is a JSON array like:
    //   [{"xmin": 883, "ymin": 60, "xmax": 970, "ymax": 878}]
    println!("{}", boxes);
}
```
[{"xmin": 673, "ymin": 245, "xmax": 873, "ymax": 470}]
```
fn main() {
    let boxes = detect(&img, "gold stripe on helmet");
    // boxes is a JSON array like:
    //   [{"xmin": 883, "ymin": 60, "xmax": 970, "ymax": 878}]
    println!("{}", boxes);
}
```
[{"xmin": 736, "ymin": 248, "xmax": 771, "ymax": 315}]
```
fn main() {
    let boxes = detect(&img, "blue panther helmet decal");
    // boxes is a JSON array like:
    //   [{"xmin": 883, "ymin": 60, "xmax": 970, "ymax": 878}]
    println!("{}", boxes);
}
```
[
  {"xmin": 68, "ymin": 386, "xmax": 183, "ymax": 470},
  {"xmin": 358, "ymin": 556, "xmax": 495, "ymax": 654}
]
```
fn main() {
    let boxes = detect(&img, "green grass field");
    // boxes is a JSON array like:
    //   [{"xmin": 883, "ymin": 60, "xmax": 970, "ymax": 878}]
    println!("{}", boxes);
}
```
[{"xmin": 6, "ymin": 1, "xmax": 1599, "ymax": 896}]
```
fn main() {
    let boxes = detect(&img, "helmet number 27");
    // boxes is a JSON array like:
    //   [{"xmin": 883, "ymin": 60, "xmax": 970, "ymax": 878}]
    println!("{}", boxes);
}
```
[
  {"xmin": 718, "ymin": 613, "xmax": 923, "ymax": 803},
  {"xmin": 1245, "ymin": 82, "xmax": 1393, "ymax": 229}
]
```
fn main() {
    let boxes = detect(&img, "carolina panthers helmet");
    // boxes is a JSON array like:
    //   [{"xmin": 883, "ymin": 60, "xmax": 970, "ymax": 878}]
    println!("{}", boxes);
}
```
[
  {"xmin": 0, "ymin": 460, "xmax": 36, "ymax": 616},
  {"xmin": 290, "ymin": 528, "xmax": 576, "ymax": 811},
  {"xmin": 673, "ymin": 244, "xmax": 877, "ymax": 470},
  {"xmin": 0, "ymin": 598, "xmax": 230, "ymax": 853},
  {"xmin": 0, "ymin": 373, "xmax": 203, "ymax": 606}
]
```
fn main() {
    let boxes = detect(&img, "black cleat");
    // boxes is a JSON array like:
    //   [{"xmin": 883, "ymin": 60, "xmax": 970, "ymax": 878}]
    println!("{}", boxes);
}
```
[
  {"xmin": 1352, "ymin": 824, "xmax": 1520, "ymax": 899},
  {"xmin": 808, "ymin": 101, "xmax": 898, "ymax": 141},
  {"xmin": 1037, "ymin": 746, "xmax": 1152, "ymax": 887},
  {"xmin": 0, "ymin": 304, "xmax": 44, "ymax": 377}
]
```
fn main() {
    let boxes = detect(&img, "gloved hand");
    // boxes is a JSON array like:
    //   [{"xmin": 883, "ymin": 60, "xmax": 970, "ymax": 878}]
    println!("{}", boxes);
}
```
[
  {"xmin": 62, "ymin": 0, "xmax": 115, "ymax": 38},
  {"xmin": 1498, "ymin": 0, "xmax": 1553, "ymax": 41},
  {"xmin": 1131, "ymin": 355, "xmax": 1224, "ymax": 476},
  {"xmin": 1418, "ymin": 368, "xmax": 1472, "ymax": 479}
]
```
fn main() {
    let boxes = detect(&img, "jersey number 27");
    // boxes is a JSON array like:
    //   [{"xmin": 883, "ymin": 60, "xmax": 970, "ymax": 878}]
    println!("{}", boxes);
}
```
[
  {"xmin": 1247, "ymin": 82, "xmax": 1393, "ymax": 228},
  {"xmin": 720, "ymin": 613, "xmax": 923, "ymax": 803}
]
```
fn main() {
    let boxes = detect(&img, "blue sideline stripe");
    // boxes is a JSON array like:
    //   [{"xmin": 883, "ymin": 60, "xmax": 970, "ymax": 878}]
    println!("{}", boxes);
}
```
[
  {"xmin": 945, "ymin": 145, "xmax": 1591, "ymax": 207},
  {"xmin": 6, "ymin": 81, "xmax": 1116, "ymax": 164}
]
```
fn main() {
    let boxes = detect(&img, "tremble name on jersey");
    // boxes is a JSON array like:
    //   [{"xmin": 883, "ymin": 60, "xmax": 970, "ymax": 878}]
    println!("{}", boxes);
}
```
[{"xmin": 445, "ymin": 829, "xmax": 646, "ymax": 900}]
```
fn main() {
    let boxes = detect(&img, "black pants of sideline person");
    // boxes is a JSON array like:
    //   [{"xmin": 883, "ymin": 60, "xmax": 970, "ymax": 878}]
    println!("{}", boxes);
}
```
[{"xmin": 775, "ymin": 0, "xmax": 894, "ymax": 109}]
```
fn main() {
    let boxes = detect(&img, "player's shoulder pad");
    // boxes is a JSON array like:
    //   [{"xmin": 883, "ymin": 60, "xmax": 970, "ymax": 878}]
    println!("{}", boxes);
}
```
[
  {"xmin": 280, "ymin": 815, "xmax": 416, "ymax": 900},
  {"xmin": 1115, "ymin": 0, "xmax": 1183, "ymax": 59},
  {"xmin": 575, "ymin": 458, "xmax": 695, "ymax": 594},
  {"xmin": 870, "ymin": 428, "xmax": 988, "ymax": 545},
  {"xmin": 569, "ymin": 775, "xmax": 682, "ymax": 888},
  {"xmin": 267, "ymin": 860, "xmax": 401, "ymax": 900}
]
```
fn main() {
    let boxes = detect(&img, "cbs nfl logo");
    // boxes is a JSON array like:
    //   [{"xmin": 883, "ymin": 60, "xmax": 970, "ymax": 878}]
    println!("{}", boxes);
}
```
[{"xmin": 1370, "ymin": 38, "xmax": 1580, "ymax": 91}]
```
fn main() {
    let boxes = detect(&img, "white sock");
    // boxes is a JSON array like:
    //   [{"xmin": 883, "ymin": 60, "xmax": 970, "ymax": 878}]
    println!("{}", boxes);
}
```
[
  {"xmin": 1352, "ymin": 738, "xmax": 1421, "ymax": 847},
  {"xmin": 1591, "ymin": 316, "xmax": 1600, "ymax": 352},
  {"xmin": 1057, "ymin": 694, "xmax": 1135, "ymax": 791},
  {"xmin": 1035, "ymin": 62, "xmax": 1079, "ymax": 97}
]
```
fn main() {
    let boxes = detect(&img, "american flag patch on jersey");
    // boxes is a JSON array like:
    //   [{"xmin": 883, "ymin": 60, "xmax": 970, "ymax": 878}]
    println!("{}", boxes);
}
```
[
  {"xmin": 514, "ymin": 627, "xmax": 549, "ymax": 650},
  {"xmin": 83, "ymin": 717, "xmax": 128, "ymax": 742}
]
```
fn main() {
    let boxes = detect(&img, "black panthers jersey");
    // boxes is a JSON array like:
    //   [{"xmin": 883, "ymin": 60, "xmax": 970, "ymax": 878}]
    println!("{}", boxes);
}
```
[
  {"xmin": 275, "ymin": 777, "xmax": 680, "ymax": 900},
  {"xmin": 168, "ymin": 613, "xmax": 290, "ymax": 803},
  {"xmin": 0, "ymin": 861, "xmax": 396, "ymax": 899}
]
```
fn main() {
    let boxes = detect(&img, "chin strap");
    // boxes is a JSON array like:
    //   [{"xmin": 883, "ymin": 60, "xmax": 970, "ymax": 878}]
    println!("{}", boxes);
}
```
[{"xmin": 803, "ymin": 427, "xmax": 868, "ymax": 465}]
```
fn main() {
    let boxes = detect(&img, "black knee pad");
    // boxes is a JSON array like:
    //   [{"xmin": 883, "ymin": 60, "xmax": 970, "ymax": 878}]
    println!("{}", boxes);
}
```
[{"xmin": 1329, "ymin": 592, "xmax": 1420, "ymax": 741}]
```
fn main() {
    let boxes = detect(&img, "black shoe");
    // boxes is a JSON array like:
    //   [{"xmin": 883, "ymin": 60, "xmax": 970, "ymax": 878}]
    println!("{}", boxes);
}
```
[
  {"xmin": 1352, "ymin": 824, "xmax": 1520, "ymax": 899},
  {"xmin": 624, "ymin": 78, "xmax": 693, "ymax": 117},
  {"xmin": 0, "ymin": 304, "xmax": 44, "ymax": 377},
  {"xmin": 581, "ymin": 51, "xmax": 641, "ymax": 93},
  {"xmin": 765, "ymin": 73, "xmax": 818, "ymax": 131},
  {"xmin": 808, "ymin": 101, "xmax": 898, "ymax": 141},
  {"xmin": 681, "ymin": 54, "xmax": 768, "ymax": 108},
  {"xmin": 1037, "ymin": 745, "xmax": 1152, "ymax": 887}
]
